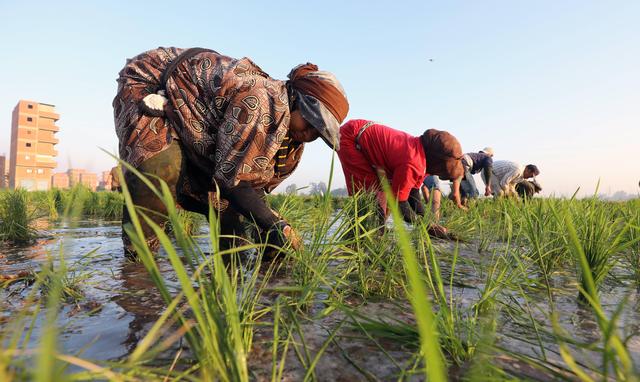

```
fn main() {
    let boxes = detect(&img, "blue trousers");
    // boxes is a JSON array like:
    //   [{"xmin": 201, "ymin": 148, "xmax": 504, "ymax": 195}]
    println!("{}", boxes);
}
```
[{"xmin": 460, "ymin": 170, "xmax": 480, "ymax": 198}]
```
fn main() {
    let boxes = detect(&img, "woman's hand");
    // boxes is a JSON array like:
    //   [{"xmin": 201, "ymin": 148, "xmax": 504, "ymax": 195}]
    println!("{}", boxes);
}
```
[
  {"xmin": 281, "ymin": 224, "xmax": 302, "ymax": 251},
  {"xmin": 263, "ymin": 220, "xmax": 302, "ymax": 259}
]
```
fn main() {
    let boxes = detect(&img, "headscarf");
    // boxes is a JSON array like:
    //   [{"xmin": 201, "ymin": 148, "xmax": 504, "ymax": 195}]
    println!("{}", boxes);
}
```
[
  {"xmin": 287, "ymin": 63, "xmax": 349, "ymax": 150},
  {"xmin": 420, "ymin": 129, "xmax": 464, "ymax": 180}
]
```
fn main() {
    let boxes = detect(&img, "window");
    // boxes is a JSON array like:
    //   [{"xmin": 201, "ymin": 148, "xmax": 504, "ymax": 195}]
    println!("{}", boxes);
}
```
[
  {"xmin": 27, "ymin": 104, "xmax": 33, "ymax": 109},
  {"xmin": 27, "ymin": 117, "xmax": 33, "ymax": 122},
  {"xmin": 25, "ymin": 155, "xmax": 30, "ymax": 160},
  {"xmin": 26, "ymin": 142, "xmax": 32, "ymax": 147},
  {"xmin": 26, "ymin": 169, "xmax": 33, "ymax": 174},
  {"xmin": 37, "ymin": 169, "xmax": 44, "ymax": 174}
]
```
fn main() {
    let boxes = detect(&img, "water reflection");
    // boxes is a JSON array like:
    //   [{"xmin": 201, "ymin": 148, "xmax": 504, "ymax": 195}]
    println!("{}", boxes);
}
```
[{"xmin": 113, "ymin": 259, "xmax": 166, "ymax": 354}]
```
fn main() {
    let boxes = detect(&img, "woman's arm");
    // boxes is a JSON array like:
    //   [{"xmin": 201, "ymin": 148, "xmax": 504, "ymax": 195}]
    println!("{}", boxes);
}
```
[
  {"xmin": 482, "ymin": 164, "xmax": 493, "ymax": 195},
  {"xmin": 451, "ymin": 177, "xmax": 467, "ymax": 210},
  {"xmin": 222, "ymin": 181, "xmax": 280, "ymax": 229}
]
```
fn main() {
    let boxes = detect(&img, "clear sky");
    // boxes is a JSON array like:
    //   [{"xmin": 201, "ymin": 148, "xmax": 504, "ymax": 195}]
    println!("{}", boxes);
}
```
[{"xmin": 1, "ymin": 1, "xmax": 638, "ymax": 196}]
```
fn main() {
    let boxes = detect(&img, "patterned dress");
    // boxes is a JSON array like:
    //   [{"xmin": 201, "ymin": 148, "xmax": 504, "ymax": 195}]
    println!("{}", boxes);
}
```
[{"xmin": 113, "ymin": 47, "xmax": 303, "ymax": 204}]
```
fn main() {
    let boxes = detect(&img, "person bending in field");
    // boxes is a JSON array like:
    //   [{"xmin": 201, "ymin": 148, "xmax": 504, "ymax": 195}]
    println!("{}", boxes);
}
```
[
  {"xmin": 113, "ymin": 47, "xmax": 349, "ymax": 257},
  {"xmin": 483, "ymin": 161, "xmax": 540, "ymax": 198},
  {"xmin": 337, "ymin": 119, "xmax": 464, "ymax": 235},
  {"xmin": 110, "ymin": 166, "xmax": 122, "ymax": 192},
  {"xmin": 459, "ymin": 147, "xmax": 494, "ymax": 202}
]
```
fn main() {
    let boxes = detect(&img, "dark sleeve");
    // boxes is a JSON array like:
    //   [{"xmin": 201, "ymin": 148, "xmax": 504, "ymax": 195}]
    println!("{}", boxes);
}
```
[
  {"xmin": 399, "ymin": 201, "xmax": 417, "ymax": 223},
  {"xmin": 407, "ymin": 188, "xmax": 425, "ymax": 216},
  {"xmin": 483, "ymin": 157, "xmax": 493, "ymax": 185},
  {"xmin": 222, "ymin": 181, "xmax": 281, "ymax": 229}
]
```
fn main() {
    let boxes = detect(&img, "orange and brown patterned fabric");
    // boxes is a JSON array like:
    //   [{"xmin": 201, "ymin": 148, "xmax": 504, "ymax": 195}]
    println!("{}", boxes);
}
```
[{"xmin": 113, "ymin": 47, "xmax": 302, "ymax": 196}]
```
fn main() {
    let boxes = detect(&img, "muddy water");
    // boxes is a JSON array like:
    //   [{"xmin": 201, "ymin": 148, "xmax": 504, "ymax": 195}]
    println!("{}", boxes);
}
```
[
  {"xmin": 0, "ymin": 221, "xmax": 423, "ymax": 380},
  {"xmin": 1, "ymin": 221, "xmax": 639, "ymax": 380},
  {"xmin": 0, "ymin": 221, "xmax": 180, "ymax": 361}
]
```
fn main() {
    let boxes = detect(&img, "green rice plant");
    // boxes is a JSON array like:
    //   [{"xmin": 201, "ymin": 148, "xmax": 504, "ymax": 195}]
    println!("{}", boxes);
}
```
[
  {"xmin": 380, "ymin": 178, "xmax": 447, "ymax": 381},
  {"xmin": 418, "ymin": 224, "xmax": 508, "ymax": 368},
  {"xmin": 83, "ymin": 188, "xmax": 101, "ymax": 217},
  {"xmin": 340, "ymin": 190, "xmax": 382, "ymax": 240},
  {"xmin": 96, "ymin": 191, "xmax": 124, "ymax": 220},
  {"xmin": 60, "ymin": 185, "xmax": 93, "ymax": 221},
  {"xmin": 28, "ymin": 191, "xmax": 57, "ymax": 221},
  {"xmin": 348, "ymin": 310, "xmax": 421, "ymax": 349},
  {"xmin": 166, "ymin": 209, "xmax": 204, "ymax": 236},
  {"xmin": 275, "ymin": 303, "xmax": 346, "ymax": 382},
  {"xmin": 45, "ymin": 189, "xmax": 59, "ymax": 221},
  {"xmin": 564, "ymin": 198, "xmax": 637, "ymax": 297},
  {"xmin": 338, "ymin": 191, "xmax": 405, "ymax": 299},
  {"xmin": 521, "ymin": 199, "xmax": 568, "ymax": 298},
  {"xmin": 37, "ymin": 249, "xmax": 98, "ymax": 304},
  {"xmin": 269, "ymin": 297, "xmax": 292, "ymax": 382},
  {"xmin": 553, "ymin": 208, "xmax": 639, "ymax": 380},
  {"xmin": 51, "ymin": 188, "xmax": 70, "ymax": 217},
  {"xmin": 621, "ymin": 201, "xmax": 640, "ymax": 286},
  {"xmin": 0, "ymin": 189, "xmax": 38, "ymax": 243},
  {"xmin": 118, "ymin": 162, "xmax": 273, "ymax": 381},
  {"xmin": 274, "ymin": 153, "xmax": 359, "ymax": 310},
  {"xmin": 472, "ymin": 208, "xmax": 494, "ymax": 254},
  {"xmin": 437, "ymin": 199, "xmax": 475, "ymax": 240}
]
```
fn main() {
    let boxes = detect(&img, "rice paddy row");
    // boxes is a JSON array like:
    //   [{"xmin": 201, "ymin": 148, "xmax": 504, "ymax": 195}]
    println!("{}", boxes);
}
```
[{"xmin": 0, "ymin": 179, "xmax": 639, "ymax": 380}]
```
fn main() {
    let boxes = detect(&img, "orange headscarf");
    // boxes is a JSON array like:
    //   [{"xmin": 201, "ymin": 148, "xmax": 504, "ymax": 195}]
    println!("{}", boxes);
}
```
[{"xmin": 288, "ymin": 63, "xmax": 349, "ymax": 123}]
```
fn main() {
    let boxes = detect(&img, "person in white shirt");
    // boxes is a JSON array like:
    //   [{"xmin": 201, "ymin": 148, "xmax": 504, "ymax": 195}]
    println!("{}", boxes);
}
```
[{"xmin": 483, "ymin": 161, "xmax": 539, "ymax": 197}]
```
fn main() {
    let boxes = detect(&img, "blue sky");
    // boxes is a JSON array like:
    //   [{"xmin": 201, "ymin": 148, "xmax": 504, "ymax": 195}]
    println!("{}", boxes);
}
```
[{"xmin": 1, "ymin": 1, "xmax": 638, "ymax": 196}]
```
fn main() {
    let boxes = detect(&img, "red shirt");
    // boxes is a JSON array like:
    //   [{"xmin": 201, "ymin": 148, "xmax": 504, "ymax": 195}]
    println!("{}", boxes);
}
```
[{"xmin": 350, "ymin": 120, "xmax": 426, "ymax": 201}]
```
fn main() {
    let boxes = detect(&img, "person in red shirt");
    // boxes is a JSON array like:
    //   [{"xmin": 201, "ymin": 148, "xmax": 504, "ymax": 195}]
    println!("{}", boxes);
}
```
[{"xmin": 337, "ymin": 119, "xmax": 465, "ymax": 228}]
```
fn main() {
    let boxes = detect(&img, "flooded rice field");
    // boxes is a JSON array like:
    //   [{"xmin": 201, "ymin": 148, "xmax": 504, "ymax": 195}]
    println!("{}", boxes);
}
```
[{"xmin": 1, "ymin": 206, "xmax": 639, "ymax": 381}]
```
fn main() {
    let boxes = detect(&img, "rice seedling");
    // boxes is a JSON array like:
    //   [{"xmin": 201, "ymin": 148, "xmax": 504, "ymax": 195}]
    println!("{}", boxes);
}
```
[
  {"xmin": 166, "ymin": 209, "xmax": 204, "ymax": 236},
  {"xmin": 118, "ymin": 162, "xmax": 276, "ymax": 381},
  {"xmin": 94, "ymin": 191, "xmax": 124, "ymax": 220},
  {"xmin": 379, "ymin": 178, "xmax": 447, "ymax": 381},
  {"xmin": 338, "ymin": 191, "xmax": 405, "ymax": 299},
  {"xmin": 555, "ymin": 208, "xmax": 639, "ymax": 380},
  {"xmin": 564, "ymin": 197, "xmax": 637, "ymax": 299},
  {"xmin": 0, "ymin": 189, "xmax": 39, "ymax": 243},
  {"xmin": 45, "ymin": 190, "xmax": 59, "ymax": 221},
  {"xmin": 37, "ymin": 250, "xmax": 98, "ymax": 304},
  {"xmin": 621, "ymin": 202, "xmax": 640, "ymax": 287},
  {"xmin": 2, "ymin": 155, "xmax": 640, "ymax": 382},
  {"xmin": 521, "ymin": 199, "xmax": 568, "ymax": 298}
]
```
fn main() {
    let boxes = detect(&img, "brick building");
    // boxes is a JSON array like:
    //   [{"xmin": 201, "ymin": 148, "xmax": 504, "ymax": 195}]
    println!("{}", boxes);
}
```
[
  {"xmin": 79, "ymin": 172, "xmax": 98, "ymax": 191},
  {"xmin": 51, "ymin": 172, "xmax": 70, "ymax": 189},
  {"xmin": 0, "ymin": 155, "xmax": 6, "ymax": 188},
  {"xmin": 9, "ymin": 100, "xmax": 59, "ymax": 190}
]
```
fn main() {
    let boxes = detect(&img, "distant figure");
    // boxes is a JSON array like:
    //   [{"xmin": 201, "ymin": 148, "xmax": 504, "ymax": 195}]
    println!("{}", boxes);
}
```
[
  {"xmin": 460, "ymin": 147, "xmax": 494, "ymax": 200},
  {"xmin": 515, "ymin": 179, "xmax": 542, "ymax": 199},
  {"xmin": 110, "ymin": 166, "xmax": 122, "ymax": 192},
  {"xmin": 483, "ymin": 161, "xmax": 539, "ymax": 198}
]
